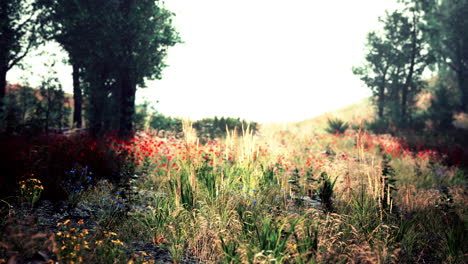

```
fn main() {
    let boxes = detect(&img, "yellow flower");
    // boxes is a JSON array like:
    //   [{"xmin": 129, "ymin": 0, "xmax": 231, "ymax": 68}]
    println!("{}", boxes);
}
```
[
  {"xmin": 111, "ymin": 239, "xmax": 124, "ymax": 246},
  {"xmin": 96, "ymin": 240, "xmax": 103, "ymax": 245},
  {"xmin": 140, "ymin": 251, "xmax": 148, "ymax": 256},
  {"xmin": 63, "ymin": 219, "xmax": 71, "ymax": 225},
  {"xmin": 61, "ymin": 246, "xmax": 67, "ymax": 250},
  {"xmin": 82, "ymin": 229, "xmax": 89, "ymax": 235},
  {"xmin": 108, "ymin": 232, "xmax": 118, "ymax": 236},
  {"xmin": 78, "ymin": 219, "xmax": 84, "ymax": 225},
  {"xmin": 56, "ymin": 232, "xmax": 63, "ymax": 236}
]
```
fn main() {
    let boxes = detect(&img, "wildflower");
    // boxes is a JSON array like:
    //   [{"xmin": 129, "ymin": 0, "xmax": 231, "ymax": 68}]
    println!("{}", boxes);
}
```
[
  {"xmin": 111, "ymin": 239, "xmax": 124, "ymax": 246},
  {"xmin": 78, "ymin": 219, "xmax": 84, "ymax": 225},
  {"xmin": 63, "ymin": 219, "xmax": 71, "ymax": 225}
]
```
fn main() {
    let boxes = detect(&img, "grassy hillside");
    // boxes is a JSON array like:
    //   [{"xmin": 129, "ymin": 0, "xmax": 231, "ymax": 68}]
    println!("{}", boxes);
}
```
[{"xmin": 260, "ymin": 97, "xmax": 374, "ymax": 139}]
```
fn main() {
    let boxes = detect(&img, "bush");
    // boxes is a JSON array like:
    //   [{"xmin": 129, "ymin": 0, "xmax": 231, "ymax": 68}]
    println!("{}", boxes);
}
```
[
  {"xmin": 425, "ymin": 84, "xmax": 457, "ymax": 130},
  {"xmin": 325, "ymin": 118, "xmax": 349, "ymax": 134},
  {"xmin": 149, "ymin": 112, "xmax": 183, "ymax": 133},
  {"xmin": 193, "ymin": 117, "xmax": 258, "ymax": 139},
  {"xmin": 0, "ymin": 82, "xmax": 71, "ymax": 136},
  {"xmin": 364, "ymin": 118, "xmax": 389, "ymax": 133}
]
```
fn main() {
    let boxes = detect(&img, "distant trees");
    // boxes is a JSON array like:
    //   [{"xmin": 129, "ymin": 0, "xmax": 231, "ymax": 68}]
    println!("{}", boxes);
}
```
[
  {"xmin": 38, "ymin": 0, "xmax": 179, "ymax": 137},
  {"xmin": 421, "ymin": 0, "xmax": 468, "ymax": 112},
  {"xmin": 1, "ymin": 81, "xmax": 70, "ymax": 135},
  {"xmin": 353, "ymin": 2, "xmax": 431, "ymax": 127},
  {"xmin": 355, "ymin": 0, "xmax": 468, "ymax": 129},
  {"xmin": 0, "ymin": 0, "xmax": 41, "ymax": 113},
  {"xmin": 193, "ymin": 117, "xmax": 258, "ymax": 139}
]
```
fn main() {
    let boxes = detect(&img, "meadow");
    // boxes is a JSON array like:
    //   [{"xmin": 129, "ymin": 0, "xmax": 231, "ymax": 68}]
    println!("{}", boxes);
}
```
[{"xmin": 0, "ymin": 118, "xmax": 467, "ymax": 264}]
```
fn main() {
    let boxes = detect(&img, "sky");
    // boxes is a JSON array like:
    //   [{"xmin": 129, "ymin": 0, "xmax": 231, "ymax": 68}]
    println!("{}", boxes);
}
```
[{"xmin": 7, "ymin": 0, "xmax": 399, "ymax": 123}]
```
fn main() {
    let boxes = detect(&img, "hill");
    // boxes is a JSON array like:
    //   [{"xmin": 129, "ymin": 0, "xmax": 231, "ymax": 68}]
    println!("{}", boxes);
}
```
[{"xmin": 259, "ymin": 97, "xmax": 374, "ymax": 138}]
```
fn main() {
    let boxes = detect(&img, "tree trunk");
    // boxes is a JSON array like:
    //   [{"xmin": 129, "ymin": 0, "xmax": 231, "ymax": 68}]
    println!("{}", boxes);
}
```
[
  {"xmin": 378, "ymin": 66, "xmax": 389, "ymax": 119},
  {"xmin": 72, "ymin": 63, "xmax": 82, "ymax": 128},
  {"xmin": 401, "ymin": 16, "xmax": 418, "ymax": 126},
  {"xmin": 0, "ymin": 67, "xmax": 7, "ymax": 115},
  {"xmin": 118, "ymin": 70, "xmax": 135, "ymax": 138},
  {"xmin": 458, "ymin": 69, "xmax": 468, "ymax": 112},
  {"xmin": 88, "ymin": 66, "xmax": 107, "ymax": 137}
]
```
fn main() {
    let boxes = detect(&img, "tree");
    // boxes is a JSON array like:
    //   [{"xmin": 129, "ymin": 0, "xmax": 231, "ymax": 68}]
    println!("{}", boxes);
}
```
[
  {"xmin": 38, "ymin": 0, "xmax": 179, "ymax": 137},
  {"xmin": 353, "ymin": 32, "xmax": 393, "ymax": 119},
  {"xmin": 421, "ymin": 0, "xmax": 468, "ymax": 112},
  {"xmin": 114, "ymin": 0, "xmax": 179, "ymax": 137},
  {"xmin": 0, "ymin": 0, "xmax": 41, "ymax": 113},
  {"xmin": 354, "ymin": 3, "xmax": 431, "ymax": 127}
]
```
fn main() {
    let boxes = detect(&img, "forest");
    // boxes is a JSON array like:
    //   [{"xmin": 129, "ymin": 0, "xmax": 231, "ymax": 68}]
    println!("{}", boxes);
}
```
[{"xmin": 0, "ymin": 0, "xmax": 467, "ymax": 263}]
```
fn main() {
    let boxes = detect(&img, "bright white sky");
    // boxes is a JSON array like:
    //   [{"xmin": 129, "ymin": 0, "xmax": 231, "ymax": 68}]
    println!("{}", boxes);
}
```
[{"xmin": 8, "ymin": 0, "xmax": 399, "ymax": 123}]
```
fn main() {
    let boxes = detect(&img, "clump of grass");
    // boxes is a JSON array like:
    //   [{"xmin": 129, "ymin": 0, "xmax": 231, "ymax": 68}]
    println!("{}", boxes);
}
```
[
  {"xmin": 325, "ymin": 118, "xmax": 349, "ymax": 135},
  {"xmin": 317, "ymin": 172, "xmax": 337, "ymax": 212}
]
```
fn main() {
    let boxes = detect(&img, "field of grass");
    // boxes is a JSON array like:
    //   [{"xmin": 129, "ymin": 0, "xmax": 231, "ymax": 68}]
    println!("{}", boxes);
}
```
[{"xmin": 0, "ymin": 114, "xmax": 467, "ymax": 263}]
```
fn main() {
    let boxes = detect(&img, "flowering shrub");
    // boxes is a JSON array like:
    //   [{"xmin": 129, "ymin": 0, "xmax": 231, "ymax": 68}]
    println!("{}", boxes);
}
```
[{"xmin": 18, "ymin": 177, "xmax": 44, "ymax": 208}]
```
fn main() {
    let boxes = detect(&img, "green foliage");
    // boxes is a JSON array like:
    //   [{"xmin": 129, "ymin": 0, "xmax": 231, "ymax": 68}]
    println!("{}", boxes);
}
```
[
  {"xmin": 364, "ymin": 118, "xmax": 390, "ymax": 133},
  {"xmin": 354, "ymin": 2, "xmax": 433, "ymax": 127},
  {"xmin": 149, "ymin": 112, "xmax": 183, "ymax": 133},
  {"xmin": 0, "ymin": 82, "xmax": 71, "ymax": 135},
  {"xmin": 324, "ymin": 118, "xmax": 349, "ymax": 134},
  {"xmin": 420, "ymin": 0, "xmax": 468, "ymax": 112},
  {"xmin": 37, "ymin": 76, "xmax": 71, "ymax": 132},
  {"xmin": 247, "ymin": 216, "xmax": 299, "ymax": 262},
  {"xmin": 0, "ymin": 85, "xmax": 42, "ymax": 135},
  {"xmin": 0, "ymin": 0, "xmax": 43, "ymax": 111},
  {"xmin": 316, "ymin": 172, "xmax": 337, "ymax": 212},
  {"xmin": 193, "ymin": 117, "xmax": 258, "ymax": 139},
  {"xmin": 38, "ymin": 0, "xmax": 180, "ymax": 137},
  {"xmin": 293, "ymin": 218, "xmax": 319, "ymax": 264},
  {"xmin": 426, "ymin": 83, "xmax": 457, "ymax": 129}
]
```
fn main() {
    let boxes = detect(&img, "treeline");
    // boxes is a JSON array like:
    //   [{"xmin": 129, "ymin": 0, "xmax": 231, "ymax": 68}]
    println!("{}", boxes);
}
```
[
  {"xmin": 354, "ymin": 0, "xmax": 467, "ymax": 130},
  {"xmin": 0, "ymin": 0, "xmax": 179, "ymax": 138},
  {"xmin": 1, "ymin": 81, "xmax": 70, "ymax": 135},
  {"xmin": 137, "ymin": 105, "xmax": 258, "ymax": 139}
]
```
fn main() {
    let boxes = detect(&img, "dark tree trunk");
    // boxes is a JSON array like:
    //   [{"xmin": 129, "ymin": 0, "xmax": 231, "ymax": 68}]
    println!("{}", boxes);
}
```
[
  {"xmin": 378, "ymin": 66, "xmax": 389, "ymax": 119},
  {"xmin": 378, "ymin": 87, "xmax": 385, "ymax": 119},
  {"xmin": 118, "ymin": 0, "xmax": 136, "ymax": 139},
  {"xmin": 89, "ymin": 66, "xmax": 108, "ymax": 137},
  {"xmin": 72, "ymin": 63, "xmax": 82, "ymax": 128},
  {"xmin": 118, "ymin": 70, "xmax": 135, "ymax": 138},
  {"xmin": 458, "ymin": 69, "xmax": 468, "ymax": 112},
  {"xmin": 401, "ymin": 16, "xmax": 417, "ymax": 125},
  {"xmin": 0, "ymin": 67, "xmax": 7, "ymax": 114}
]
